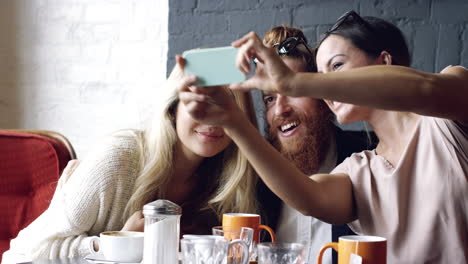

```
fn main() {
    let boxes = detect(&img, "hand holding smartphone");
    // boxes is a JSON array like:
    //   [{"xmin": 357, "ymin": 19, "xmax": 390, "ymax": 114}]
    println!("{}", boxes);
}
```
[{"xmin": 182, "ymin": 46, "xmax": 245, "ymax": 87}]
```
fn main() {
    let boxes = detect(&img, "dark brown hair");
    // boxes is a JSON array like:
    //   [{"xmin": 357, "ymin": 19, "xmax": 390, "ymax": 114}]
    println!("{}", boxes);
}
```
[{"xmin": 317, "ymin": 12, "xmax": 411, "ymax": 67}]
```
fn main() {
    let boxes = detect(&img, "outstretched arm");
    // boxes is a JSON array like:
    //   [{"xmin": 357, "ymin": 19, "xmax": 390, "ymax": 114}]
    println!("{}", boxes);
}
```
[
  {"xmin": 290, "ymin": 65, "xmax": 468, "ymax": 120},
  {"xmin": 177, "ymin": 76, "xmax": 356, "ymax": 224},
  {"xmin": 231, "ymin": 32, "xmax": 468, "ymax": 120},
  {"xmin": 224, "ymin": 111, "xmax": 355, "ymax": 224}
]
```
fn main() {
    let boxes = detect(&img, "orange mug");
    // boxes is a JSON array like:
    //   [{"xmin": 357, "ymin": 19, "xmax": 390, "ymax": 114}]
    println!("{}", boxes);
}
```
[
  {"xmin": 317, "ymin": 235, "xmax": 386, "ymax": 264},
  {"xmin": 222, "ymin": 213, "xmax": 275, "ymax": 243}
]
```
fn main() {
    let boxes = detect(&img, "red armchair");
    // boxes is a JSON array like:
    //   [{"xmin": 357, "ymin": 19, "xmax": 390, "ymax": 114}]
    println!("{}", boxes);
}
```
[{"xmin": 0, "ymin": 130, "xmax": 76, "ymax": 261}]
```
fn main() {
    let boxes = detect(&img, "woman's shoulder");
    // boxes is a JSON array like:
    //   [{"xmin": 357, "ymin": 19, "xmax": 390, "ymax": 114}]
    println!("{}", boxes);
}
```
[
  {"xmin": 433, "ymin": 65, "xmax": 468, "ymax": 122},
  {"xmin": 440, "ymin": 65, "xmax": 468, "ymax": 91},
  {"xmin": 420, "ymin": 115, "xmax": 468, "ymax": 133},
  {"xmin": 88, "ymin": 129, "xmax": 144, "ymax": 160},
  {"xmin": 440, "ymin": 65, "xmax": 468, "ymax": 76},
  {"xmin": 332, "ymin": 150, "xmax": 375, "ymax": 175},
  {"xmin": 108, "ymin": 129, "xmax": 144, "ymax": 150},
  {"xmin": 74, "ymin": 130, "xmax": 144, "ymax": 185}
]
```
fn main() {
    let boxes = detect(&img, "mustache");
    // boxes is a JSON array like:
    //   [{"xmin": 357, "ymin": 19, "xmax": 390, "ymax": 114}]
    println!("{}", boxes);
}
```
[
  {"xmin": 268, "ymin": 101, "xmax": 334, "ymax": 142},
  {"xmin": 267, "ymin": 100, "xmax": 334, "ymax": 148},
  {"xmin": 269, "ymin": 112, "xmax": 306, "ymax": 135},
  {"xmin": 267, "ymin": 111, "xmax": 306, "ymax": 153}
]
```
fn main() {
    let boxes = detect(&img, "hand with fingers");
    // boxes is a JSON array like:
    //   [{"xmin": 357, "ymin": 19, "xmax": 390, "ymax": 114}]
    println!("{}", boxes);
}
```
[
  {"xmin": 175, "ymin": 55, "xmax": 243, "ymax": 129},
  {"xmin": 230, "ymin": 32, "xmax": 296, "ymax": 95}
]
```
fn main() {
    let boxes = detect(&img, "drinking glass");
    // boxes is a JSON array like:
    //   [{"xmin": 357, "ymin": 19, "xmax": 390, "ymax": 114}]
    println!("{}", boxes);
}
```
[
  {"xmin": 257, "ymin": 242, "xmax": 305, "ymax": 264},
  {"xmin": 181, "ymin": 235, "xmax": 249, "ymax": 264},
  {"xmin": 181, "ymin": 236, "xmax": 227, "ymax": 264},
  {"xmin": 212, "ymin": 226, "xmax": 253, "ymax": 263}
]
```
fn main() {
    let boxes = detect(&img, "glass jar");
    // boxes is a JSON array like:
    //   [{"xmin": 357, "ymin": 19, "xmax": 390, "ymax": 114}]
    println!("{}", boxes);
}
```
[{"xmin": 143, "ymin": 199, "xmax": 182, "ymax": 264}]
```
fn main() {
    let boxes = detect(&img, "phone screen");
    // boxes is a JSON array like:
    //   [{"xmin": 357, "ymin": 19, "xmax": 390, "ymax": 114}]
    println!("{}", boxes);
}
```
[{"xmin": 182, "ymin": 46, "xmax": 245, "ymax": 87}]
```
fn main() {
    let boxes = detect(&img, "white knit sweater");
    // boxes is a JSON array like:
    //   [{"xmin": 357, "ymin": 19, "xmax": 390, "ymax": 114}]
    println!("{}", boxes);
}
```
[{"xmin": 2, "ymin": 134, "xmax": 141, "ymax": 263}]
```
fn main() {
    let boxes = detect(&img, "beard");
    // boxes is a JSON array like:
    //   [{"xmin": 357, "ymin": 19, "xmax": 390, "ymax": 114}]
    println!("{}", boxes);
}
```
[{"xmin": 268, "ymin": 102, "xmax": 333, "ymax": 175}]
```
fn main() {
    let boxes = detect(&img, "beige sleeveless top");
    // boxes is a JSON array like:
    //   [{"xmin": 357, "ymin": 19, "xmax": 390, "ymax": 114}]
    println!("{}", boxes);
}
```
[{"xmin": 332, "ymin": 116, "xmax": 468, "ymax": 263}]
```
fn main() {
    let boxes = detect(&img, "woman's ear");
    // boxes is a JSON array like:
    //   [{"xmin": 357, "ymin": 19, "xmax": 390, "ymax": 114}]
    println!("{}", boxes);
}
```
[{"xmin": 377, "ymin": 51, "xmax": 392, "ymax": 65}]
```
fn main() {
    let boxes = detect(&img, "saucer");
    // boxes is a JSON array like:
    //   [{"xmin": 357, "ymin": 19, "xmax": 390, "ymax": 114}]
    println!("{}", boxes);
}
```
[{"xmin": 84, "ymin": 253, "xmax": 141, "ymax": 264}]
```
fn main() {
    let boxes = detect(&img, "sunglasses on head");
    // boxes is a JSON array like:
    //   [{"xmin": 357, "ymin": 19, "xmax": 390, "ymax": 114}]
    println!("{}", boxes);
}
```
[
  {"xmin": 327, "ymin": 10, "xmax": 372, "ymax": 34},
  {"xmin": 272, "ymin": 37, "xmax": 314, "ymax": 58}
]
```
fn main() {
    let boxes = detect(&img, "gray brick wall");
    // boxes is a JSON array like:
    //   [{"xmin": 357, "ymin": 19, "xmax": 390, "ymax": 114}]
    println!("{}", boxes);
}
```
[{"xmin": 168, "ymin": 0, "xmax": 468, "ymax": 131}]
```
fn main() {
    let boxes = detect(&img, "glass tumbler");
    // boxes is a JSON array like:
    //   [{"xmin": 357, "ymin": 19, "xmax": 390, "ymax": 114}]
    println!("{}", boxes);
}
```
[
  {"xmin": 257, "ymin": 242, "xmax": 305, "ymax": 264},
  {"xmin": 212, "ymin": 226, "xmax": 253, "ymax": 264}
]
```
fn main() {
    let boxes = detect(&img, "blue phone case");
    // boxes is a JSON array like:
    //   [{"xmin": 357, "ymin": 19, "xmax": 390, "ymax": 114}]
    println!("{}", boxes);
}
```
[{"xmin": 182, "ymin": 46, "xmax": 245, "ymax": 87}]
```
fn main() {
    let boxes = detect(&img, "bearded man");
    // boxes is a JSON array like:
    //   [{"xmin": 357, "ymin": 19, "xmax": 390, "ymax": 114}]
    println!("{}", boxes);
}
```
[{"xmin": 256, "ymin": 25, "xmax": 376, "ymax": 264}]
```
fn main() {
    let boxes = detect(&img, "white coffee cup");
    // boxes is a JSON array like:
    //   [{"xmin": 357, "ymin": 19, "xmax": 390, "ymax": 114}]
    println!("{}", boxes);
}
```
[{"xmin": 89, "ymin": 231, "xmax": 144, "ymax": 263}]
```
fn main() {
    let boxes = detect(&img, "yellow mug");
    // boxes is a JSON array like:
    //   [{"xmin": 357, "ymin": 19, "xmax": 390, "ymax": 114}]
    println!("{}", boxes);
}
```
[
  {"xmin": 222, "ymin": 213, "xmax": 276, "ymax": 243},
  {"xmin": 317, "ymin": 235, "xmax": 386, "ymax": 264}
]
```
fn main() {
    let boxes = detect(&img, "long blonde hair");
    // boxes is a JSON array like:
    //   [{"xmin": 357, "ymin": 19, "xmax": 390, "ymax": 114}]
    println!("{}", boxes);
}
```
[{"xmin": 122, "ymin": 65, "xmax": 259, "ymax": 221}]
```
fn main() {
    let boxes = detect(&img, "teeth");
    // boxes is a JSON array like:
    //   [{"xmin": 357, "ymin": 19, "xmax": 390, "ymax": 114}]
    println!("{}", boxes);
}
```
[{"xmin": 280, "ymin": 122, "xmax": 298, "ymax": 132}]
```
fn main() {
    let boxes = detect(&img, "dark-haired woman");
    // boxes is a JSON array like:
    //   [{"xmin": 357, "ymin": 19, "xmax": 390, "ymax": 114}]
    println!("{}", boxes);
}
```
[{"xmin": 178, "ymin": 11, "xmax": 468, "ymax": 263}]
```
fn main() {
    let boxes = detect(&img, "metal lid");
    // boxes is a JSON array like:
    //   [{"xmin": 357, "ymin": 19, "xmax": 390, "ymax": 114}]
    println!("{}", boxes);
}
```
[{"xmin": 143, "ymin": 199, "xmax": 182, "ymax": 216}]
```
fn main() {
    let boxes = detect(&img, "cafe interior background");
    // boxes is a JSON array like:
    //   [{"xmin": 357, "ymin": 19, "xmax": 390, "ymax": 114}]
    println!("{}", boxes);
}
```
[{"xmin": 0, "ymin": 0, "xmax": 467, "ymax": 157}]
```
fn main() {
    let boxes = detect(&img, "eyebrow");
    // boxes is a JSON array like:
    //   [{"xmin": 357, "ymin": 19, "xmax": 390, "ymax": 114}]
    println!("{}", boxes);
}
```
[{"xmin": 318, "ymin": 54, "xmax": 346, "ymax": 73}]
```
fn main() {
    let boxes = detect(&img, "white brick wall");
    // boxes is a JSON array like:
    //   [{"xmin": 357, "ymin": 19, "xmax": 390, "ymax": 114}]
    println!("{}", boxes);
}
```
[{"xmin": 0, "ymin": 0, "xmax": 168, "ymax": 156}]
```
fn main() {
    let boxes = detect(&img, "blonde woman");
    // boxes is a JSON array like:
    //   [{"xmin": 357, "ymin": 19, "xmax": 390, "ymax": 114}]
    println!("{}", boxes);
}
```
[{"xmin": 3, "ymin": 60, "xmax": 259, "ymax": 263}]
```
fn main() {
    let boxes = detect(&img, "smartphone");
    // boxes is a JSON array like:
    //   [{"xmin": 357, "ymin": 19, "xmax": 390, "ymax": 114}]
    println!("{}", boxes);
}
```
[{"xmin": 182, "ymin": 46, "xmax": 245, "ymax": 87}]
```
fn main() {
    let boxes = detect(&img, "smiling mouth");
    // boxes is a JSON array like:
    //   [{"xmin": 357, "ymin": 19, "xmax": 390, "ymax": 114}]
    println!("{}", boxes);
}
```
[
  {"xmin": 196, "ymin": 131, "xmax": 223, "ymax": 138},
  {"xmin": 279, "ymin": 121, "xmax": 299, "ymax": 133}
]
